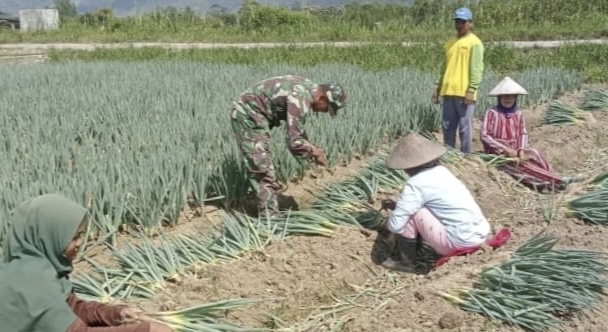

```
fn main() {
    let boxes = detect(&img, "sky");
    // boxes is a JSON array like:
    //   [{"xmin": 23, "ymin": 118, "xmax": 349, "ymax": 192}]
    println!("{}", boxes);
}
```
[{"xmin": 1, "ymin": 0, "xmax": 412, "ymax": 17}]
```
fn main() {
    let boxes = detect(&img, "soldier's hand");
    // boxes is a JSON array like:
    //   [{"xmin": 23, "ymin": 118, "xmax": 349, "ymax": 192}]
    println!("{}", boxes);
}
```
[
  {"xmin": 311, "ymin": 147, "xmax": 327, "ymax": 167},
  {"xmin": 315, "ymin": 150, "xmax": 328, "ymax": 167}
]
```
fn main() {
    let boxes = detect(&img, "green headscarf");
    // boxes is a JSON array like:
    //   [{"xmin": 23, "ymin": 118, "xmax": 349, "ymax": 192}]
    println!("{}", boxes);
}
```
[{"xmin": 0, "ymin": 194, "xmax": 88, "ymax": 332}]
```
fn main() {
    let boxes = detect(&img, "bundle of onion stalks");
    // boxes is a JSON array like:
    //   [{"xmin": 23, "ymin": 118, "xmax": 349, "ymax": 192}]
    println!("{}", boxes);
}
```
[
  {"xmin": 543, "ymin": 100, "xmax": 591, "ymax": 125},
  {"xmin": 125, "ymin": 298, "xmax": 270, "ymax": 332},
  {"xmin": 566, "ymin": 171, "xmax": 608, "ymax": 225},
  {"xmin": 580, "ymin": 89, "xmax": 608, "ymax": 111},
  {"xmin": 473, "ymin": 152, "xmax": 519, "ymax": 166},
  {"xmin": 441, "ymin": 232, "xmax": 608, "ymax": 331}
]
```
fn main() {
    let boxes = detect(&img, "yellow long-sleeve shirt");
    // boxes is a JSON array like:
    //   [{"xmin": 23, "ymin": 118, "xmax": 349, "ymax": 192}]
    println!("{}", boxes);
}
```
[{"xmin": 436, "ymin": 33, "xmax": 485, "ymax": 101}]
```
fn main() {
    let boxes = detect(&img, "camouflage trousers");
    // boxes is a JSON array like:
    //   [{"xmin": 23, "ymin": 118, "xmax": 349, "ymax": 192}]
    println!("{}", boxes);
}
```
[{"xmin": 230, "ymin": 105, "xmax": 280, "ymax": 218}]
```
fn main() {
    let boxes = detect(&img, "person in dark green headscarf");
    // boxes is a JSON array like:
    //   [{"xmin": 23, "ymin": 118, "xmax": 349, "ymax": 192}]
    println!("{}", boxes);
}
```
[{"xmin": 0, "ymin": 194, "xmax": 173, "ymax": 332}]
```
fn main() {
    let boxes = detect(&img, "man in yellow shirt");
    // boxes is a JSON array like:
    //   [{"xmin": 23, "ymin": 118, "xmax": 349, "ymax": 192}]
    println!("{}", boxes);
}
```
[{"xmin": 432, "ymin": 7, "xmax": 484, "ymax": 154}]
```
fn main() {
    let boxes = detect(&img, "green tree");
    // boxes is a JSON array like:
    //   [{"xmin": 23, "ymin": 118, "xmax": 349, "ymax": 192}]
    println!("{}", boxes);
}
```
[{"xmin": 55, "ymin": 0, "xmax": 77, "ymax": 20}]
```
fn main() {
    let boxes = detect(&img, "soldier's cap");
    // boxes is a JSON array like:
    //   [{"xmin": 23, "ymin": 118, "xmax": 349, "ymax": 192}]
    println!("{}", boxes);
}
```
[{"xmin": 322, "ymin": 83, "xmax": 347, "ymax": 116}]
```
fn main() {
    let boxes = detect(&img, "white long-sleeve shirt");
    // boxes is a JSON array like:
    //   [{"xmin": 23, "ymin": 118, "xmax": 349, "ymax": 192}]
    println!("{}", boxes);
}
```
[{"xmin": 386, "ymin": 165, "xmax": 490, "ymax": 248}]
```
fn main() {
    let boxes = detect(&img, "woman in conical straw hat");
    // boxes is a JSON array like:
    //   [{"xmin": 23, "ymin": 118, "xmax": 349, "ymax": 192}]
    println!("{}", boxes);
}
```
[
  {"xmin": 480, "ymin": 76, "xmax": 583, "ymax": 191},
  {"xmin": 379, "ymin": 132, "xmax": 490, "ymax": 271}
]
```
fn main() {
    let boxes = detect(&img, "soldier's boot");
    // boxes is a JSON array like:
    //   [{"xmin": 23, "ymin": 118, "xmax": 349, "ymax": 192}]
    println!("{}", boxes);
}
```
[
  {"xmin": 252, "ymin": 164, "xmax": 281, "ymax": 219},
  {"xmin": 257, "ymin": 185, "xmax": 280, "ymax": 219},
  {"xmin": 381, "ymin": 237, "xmax": 419, "ymax": 272},
  {"xmin": 257, "ymin": 193, "xmax": 280, "ymax": 219},
  {"xmin": 258, "ymin": 206, "xmax": 280, "ymax": 219}
]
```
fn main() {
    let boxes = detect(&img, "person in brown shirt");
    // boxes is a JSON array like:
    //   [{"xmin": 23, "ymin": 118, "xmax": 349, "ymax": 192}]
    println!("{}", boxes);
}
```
[{"xmin": 0, "ymin": 194, "xmax": 173, "ymax": 332}]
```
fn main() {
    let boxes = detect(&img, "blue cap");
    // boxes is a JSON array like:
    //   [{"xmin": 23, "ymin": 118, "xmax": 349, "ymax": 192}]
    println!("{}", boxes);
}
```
[{"xmin": 454, "ymin": 7, "xmax": 473, "ymax": 21}]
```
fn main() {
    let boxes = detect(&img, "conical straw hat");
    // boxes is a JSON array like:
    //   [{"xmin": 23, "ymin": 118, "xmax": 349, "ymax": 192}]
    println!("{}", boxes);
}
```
[
  {"xmin": 386, "ymin": 132, "xmax": 447, "ymax": 170},
  {"xmin": 488, "ymin": 76, "xmax": 528, "ymax": 97}
]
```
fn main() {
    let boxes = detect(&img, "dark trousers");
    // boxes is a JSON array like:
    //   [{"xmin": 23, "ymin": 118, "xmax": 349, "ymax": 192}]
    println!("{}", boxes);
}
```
[{"xmin": 441, "ymin": 96, "xmax": 475, "ymax": 154}]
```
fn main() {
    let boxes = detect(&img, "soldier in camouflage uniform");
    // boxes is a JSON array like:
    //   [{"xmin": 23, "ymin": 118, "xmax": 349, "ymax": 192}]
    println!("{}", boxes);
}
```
[{"xmin": 230, "ymin": 75, "xmax": 347, "ymax": 218}]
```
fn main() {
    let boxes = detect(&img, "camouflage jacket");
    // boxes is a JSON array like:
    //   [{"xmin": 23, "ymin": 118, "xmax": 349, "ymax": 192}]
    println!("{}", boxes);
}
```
[{"xmin": 234, "ymin": 75, "xmax": 319, "ymax": 158}]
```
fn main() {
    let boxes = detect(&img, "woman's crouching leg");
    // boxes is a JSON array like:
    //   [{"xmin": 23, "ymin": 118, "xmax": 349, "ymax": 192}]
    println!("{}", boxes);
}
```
[{"xmin": 403, "ymin": 207, "xmax": 459, "ymax": 256}]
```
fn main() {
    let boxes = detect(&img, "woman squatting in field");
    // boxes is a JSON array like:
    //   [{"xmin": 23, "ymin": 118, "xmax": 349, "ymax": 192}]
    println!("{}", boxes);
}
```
[{"xmin": 379, "ymin": 132, "xmax": 491, "ymax": 271}]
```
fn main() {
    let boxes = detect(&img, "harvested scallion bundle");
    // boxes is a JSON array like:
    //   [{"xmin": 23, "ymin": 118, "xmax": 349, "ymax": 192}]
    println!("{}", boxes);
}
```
[
  {"xmin": 441, "ymin": 147, "xmax": 465, "ymax": 166},
  {"xmin": 207, "ymin": 212, "xmax": 273, "ymax": 261},
  {"xmin": 310, "ymin": 183, "xmax": 374, "ymax": 211},
  {"xmin": 589, "ymin": 171, "xmax": 608, "ymax": 188},
  {"xmin": 566, "ymin": 171, "xmax": 608, "ymax": 225},
  {"xmin": 543, "ymin": 100, "xmax": 590, "ymax": 125},
  {"xmin": 580, "ymin": 89, "xmax": 608, "ymax": 111},
  {"xmin": 72, "ymin": 270, "xmax": 155, "ymax": 303},
  {"xmin": 473, "ymin": 152, "xmax": 518, "ymax": 166},
  {"xmin": 144, "ymin": 298, "xmax": 270, "ymax": 332},
  {"xmin": 271, "ymin": 210, "xmax": 336, "ymax": 238},
  {"xmin": 441, "ymin": 232, "xmax": 608, "ymax": 331},
  {"xmin": 358, "ymin": 157, "xmax": 407, "ymax": 190}
]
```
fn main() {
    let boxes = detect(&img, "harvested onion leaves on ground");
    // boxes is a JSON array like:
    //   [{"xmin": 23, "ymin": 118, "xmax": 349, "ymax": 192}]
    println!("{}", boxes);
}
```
[
  {"xmin": 566, "ymin": 171, "xmax": 608, "ymax": 225},
  {"xmin": 441, "ymin": 232, "xmax": 608, "ymax": 331},
  {"xmin": 543, "ymin": 100, "xmax": 590, "ymax": 125},
  {"xmin": 473, "ymin": 152, "xmax": 518, "ymax": 166},
  {"xmin": 580, "ymin": 89, "xmax": 608, "ymax": 111},
  {"xmin": 144, "ymin": 298, "xmax": 270, "ymax": 332},
  {"xmin": 440, "ymin": 147, "xmax": 466, "ymax": 166}
]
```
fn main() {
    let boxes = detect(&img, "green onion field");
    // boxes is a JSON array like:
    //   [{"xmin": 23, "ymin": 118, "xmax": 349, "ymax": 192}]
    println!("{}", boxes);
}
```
[{"xmin": 2, "ymin": 0, "xmax": 608, "ymax": 331}]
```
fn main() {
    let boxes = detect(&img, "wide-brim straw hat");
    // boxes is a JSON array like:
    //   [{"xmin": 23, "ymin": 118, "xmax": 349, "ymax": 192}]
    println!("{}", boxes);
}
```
[
  {"xmin": 386, "ymin": 132, "xmax": 447, "ymax": 170},
  {"xmin": 488, "ymin": 76, "xmax": 528, "ymax": 97}
]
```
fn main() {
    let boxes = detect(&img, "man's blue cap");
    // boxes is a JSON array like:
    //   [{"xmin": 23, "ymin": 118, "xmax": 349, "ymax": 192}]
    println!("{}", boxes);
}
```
[{"xmin": 454, "ymin": 7, "xmax": 473, "ymax": 21}]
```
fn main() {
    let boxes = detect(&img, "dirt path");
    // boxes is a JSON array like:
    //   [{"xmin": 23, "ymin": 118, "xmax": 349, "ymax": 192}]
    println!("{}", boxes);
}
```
[{"xmin": 0, "ymin": 38, "xmax": 606, "ymax": 53}]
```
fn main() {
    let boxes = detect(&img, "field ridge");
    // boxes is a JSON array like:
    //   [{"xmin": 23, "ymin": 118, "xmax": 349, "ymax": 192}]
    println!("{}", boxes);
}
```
[{"xmin": 1, "ymin": 39, "xmax": 607, "ymax": 53}]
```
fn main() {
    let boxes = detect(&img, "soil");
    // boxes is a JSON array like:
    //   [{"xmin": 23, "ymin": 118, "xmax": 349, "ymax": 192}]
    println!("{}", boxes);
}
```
[{"xmin": 72, "ymin": 85, "xmax": 608, "ymax": 332}]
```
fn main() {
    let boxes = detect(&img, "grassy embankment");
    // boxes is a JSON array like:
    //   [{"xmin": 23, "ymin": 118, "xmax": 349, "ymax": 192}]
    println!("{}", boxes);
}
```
[{"xmin": 1, "ymin": 0, "xmax": 607, "ymax": 43}]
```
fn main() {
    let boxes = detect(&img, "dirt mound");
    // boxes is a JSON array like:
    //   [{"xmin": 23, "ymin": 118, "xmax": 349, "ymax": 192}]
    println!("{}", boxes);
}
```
[
  {"xmin": 522, "ymin": 88, "xmax": 608, "ymax": 173},
  {"xmin": 135, "ymin": 227, "xmax": 380, "ymax": 327}
]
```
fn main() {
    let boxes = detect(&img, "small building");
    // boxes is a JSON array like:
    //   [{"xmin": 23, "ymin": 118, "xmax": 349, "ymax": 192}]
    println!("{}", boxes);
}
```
[{"xmin": 19, "ymin": 9, "xmax": 59, "ymax": 32}]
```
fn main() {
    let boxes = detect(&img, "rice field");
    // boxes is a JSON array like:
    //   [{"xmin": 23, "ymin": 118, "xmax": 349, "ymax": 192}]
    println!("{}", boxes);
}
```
[{"xmin": 2, "ymin": 53, "xmax": 608, "ymax": 331}]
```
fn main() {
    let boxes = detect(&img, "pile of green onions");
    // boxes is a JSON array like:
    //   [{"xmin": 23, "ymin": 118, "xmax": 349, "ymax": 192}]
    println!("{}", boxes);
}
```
[
  {"xmin": 566, "ymin": 171, "xmax": 608, "ymax": 225},
  {"xmin": 580, "ymin": 89, "xmax": 608, "ymax": 111},
  {"xmin": 441, "ymin": 232, "xmax": 608, "ymax": 331},
  {"xmin": 142, "ymin": 299, "xmax": 269, "ymax": 332},
  {"xmin": 543, "ymin": 100, "xmax": 589, "ymax": 125},
  {"xmin": 473, "ymin": 152, "xmax": 519, "ymax": 166}
]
